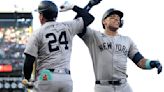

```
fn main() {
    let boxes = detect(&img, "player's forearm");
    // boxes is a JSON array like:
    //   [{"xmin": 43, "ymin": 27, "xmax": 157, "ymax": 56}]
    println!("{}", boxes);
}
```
[
  {"xmin": 137, "ymin": 58, "xmax": 162, "ymax": 70},
  {"xmin": 137, "ymin": 58, "xmax": 160, "ymax": 69},
  {"xmin": 136, "ymin": 58, "xmax": 147, "ymax": 69},
  {"xmin": 132, "ymin": 52, "xmax": 158, "ymax": 69},
  {"xmin": 75, "ymin": 0, "xmax": 102, "ymax": 19},
  {"xmin": 72, "ymin": 5, "xmax": 95, "ymax": 27},
  {"xmin": 135, "ymin": 55, "xmax": 162, "ymax": 74},
  {"xmin": 23, "ymin": 53, "xmax": 35, "ymax": 80},
  {"xmin": 74, "ymin": 2, "xmax": 92, "ymax": 19}
]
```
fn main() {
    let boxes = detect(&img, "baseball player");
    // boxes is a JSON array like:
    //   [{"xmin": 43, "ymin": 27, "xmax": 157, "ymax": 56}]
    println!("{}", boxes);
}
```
[
  {"xmin": 22, "ymin": 1, "xmax": 94, "ymax": 92},
  {"xmin": 78, "ymin": 8, "xmax": 162, "ymax": 92}
]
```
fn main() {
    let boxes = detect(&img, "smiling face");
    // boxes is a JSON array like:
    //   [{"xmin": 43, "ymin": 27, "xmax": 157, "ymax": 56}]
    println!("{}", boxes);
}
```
[{"xmin": 102, "ymin": 14, "xmax": 121, "ymax": 30}]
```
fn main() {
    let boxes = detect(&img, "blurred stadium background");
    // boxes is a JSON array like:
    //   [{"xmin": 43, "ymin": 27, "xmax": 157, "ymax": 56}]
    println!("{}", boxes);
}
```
[
  {"xmin": 0, "ymin": 0, "xmax": 34, "ymax": 92},
  {"xmin": 1, "ymin": 0, "xmax": 164, "ymax": 92}
]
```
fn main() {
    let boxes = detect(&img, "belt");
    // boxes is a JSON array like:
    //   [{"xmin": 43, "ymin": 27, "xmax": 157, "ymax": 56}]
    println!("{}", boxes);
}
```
[
  {"xmin": 95, "ymin": 79, "xmax": 126, "ymax": 85},
  {"xmin": 47, "ymin": 68, "xmax": 70, "ymax": 74}
]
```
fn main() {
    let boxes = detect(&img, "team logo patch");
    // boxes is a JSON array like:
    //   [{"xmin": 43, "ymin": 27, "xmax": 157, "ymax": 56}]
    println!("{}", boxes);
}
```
[
  {"xmin": 42, "ymin": 74, "xmax": 48, "ymax": 80},
  {"xmin": 39, "ymin": 69, "xmax": 52, "ymax": 81}
]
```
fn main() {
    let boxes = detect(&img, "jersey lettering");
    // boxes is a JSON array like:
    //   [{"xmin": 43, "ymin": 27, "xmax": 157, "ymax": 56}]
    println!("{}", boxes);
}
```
[
  {"xmin": 98, "ymin": 42, "xmax": 128, "ymax": 55},
  {"xmin": 46, "ymin": 31, "xmax": 68, "ymax": 52},
  {"xmin": 115, "ymin": 44, "xmax": 128, "ymax": 56},
  {"xmin": 98, "ymin": 42, "xmax": 112, "ymax": 51}
]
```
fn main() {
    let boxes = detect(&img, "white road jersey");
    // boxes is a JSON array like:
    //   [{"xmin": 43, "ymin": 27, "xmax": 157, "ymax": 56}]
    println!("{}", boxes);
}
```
[
  {"xmin": 82, "ymin": 28, "xmax": 139, "ymax": 80},
  {"xmin": 24, "ymin": 18, "xmax": 84, "ymax": 73}
]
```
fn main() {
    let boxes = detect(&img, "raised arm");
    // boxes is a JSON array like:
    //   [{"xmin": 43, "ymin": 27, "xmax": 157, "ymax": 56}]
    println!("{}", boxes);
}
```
[
  {"xmin": 75, "ymin": 0, "xmax": 102, "ymax": 19},
  {"xmin": 74, "ymin": 0, "xmax": 102, "ymax": 37},
  {"xmin": 60, "ymin": 1, "xmax": 95, "ymax": 27}
]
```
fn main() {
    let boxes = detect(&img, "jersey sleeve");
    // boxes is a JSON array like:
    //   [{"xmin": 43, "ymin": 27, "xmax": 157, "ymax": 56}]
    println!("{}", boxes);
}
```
[
  {"xmin": 128, "ymin": 37, "xmax": 139, "ymax": 60},
  {"xmin": 64, "ymin": 18, "xmax": 84, "ymax": 36},
  {"xmin": 24, "ymin": 30, "xmax": 39, "ymax": 58},
  {"xmin": 81, "ymin": 27, "xmax": 96, "ymax": 45}
]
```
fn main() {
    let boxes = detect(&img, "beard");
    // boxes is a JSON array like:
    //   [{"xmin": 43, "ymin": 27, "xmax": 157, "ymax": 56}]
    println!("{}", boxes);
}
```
[{"xmin": 108, "ymin": 25, "xmax": 119, "ymax": 32}]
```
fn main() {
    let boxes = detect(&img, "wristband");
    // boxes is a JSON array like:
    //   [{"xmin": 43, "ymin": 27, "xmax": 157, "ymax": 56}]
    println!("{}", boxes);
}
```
[{"xmin": 145, "ymin": 59, "xmax": 152, "ymax": 69}]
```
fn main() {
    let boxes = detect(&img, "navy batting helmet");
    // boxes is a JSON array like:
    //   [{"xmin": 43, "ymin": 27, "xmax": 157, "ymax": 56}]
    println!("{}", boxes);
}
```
[
  {"xmin": 36, "ymin": 1, "xmax": 58, "ymax": 21},
  {"xmin": 102, "ymin": 8, "xmax": 123, "ymax": 28}
]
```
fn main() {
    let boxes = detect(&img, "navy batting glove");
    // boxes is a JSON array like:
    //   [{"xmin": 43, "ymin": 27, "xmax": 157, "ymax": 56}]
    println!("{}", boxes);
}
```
[
  {"xmin": 83, "ymin": 0, "xmax": 102, "ymax": 12},
  {"xmin": 150, "ymin": 60, "xmax": 162, "ymax": 74},
  {"xmin": 89, "ymin": 0, "xmax": 102, "ymax": 6}
]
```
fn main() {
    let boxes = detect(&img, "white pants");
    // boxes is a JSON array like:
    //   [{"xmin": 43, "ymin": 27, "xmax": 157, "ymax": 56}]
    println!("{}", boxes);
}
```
[
  {"xmin": 94, "ymin": 82, "xmax": 133, "ymax": 92},
  {"xmin": 34, "ymin": 73, "xmax": 73, "ymax": 92}
]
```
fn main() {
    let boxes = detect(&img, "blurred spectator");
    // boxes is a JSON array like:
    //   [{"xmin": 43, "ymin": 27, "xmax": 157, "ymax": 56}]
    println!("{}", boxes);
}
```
[{"xmin": 0, "ymin": 26, "xmax": 32, "ymax": 71}]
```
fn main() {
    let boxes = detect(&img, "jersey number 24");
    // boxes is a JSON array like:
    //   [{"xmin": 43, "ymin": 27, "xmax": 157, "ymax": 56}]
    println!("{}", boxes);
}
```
[{"xmin": 46, "ymin": 31, "xmax": 68, "ymax": 52}]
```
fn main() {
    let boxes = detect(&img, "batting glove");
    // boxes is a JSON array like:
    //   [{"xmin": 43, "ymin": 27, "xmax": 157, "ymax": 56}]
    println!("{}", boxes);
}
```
[
  {"xmin": 89, "ymin": 0, "xmax": 102, "ymax": 6},
  {"xmin": 150, "ymin": 60, "xmax": 162, "ymax": 74},
  {"xmin": 59, "ymin": 1, "xmax": 74, "ymax": 12}
]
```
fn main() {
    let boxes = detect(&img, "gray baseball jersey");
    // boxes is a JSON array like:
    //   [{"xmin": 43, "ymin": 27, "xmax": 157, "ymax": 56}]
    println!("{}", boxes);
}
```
[
  {"xmin": 24, "ymin": 18, "xmax": 84, "ymax": 74},
  {"xmin": 81, "ymin": 28, "xmax": 138, "ymax": 81}
]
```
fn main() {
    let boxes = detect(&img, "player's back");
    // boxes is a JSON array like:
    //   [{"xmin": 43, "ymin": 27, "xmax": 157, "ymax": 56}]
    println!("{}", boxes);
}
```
[
  {"xmin": 33, "ymin": 20, "xmax": 83, "ymax": 71},
  {"xmin": 25, "ymin": 17, "xmax": 84, "ymax": 72}
]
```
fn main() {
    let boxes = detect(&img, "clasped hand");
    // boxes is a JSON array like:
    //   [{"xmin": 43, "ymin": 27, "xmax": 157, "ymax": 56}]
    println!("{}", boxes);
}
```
[{"xmin": 59, "ymin": 1, "xmax": 74, "ymax": 12}]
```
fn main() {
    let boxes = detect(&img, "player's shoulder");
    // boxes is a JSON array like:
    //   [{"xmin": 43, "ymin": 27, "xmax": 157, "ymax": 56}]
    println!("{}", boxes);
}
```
[
  {"xmin": 119, "ymin": 34, "xmax": 129, "ymax": 38},
  {"xmin": 32, "ymin": 23, "xmax": 49, "ymax": 36},
  {"xmin": 85, "ymin": 27, "xmax": 102, "ymax": 37},
  {"xmin": 87, "ymin": 27, "xmax": 101, "ymax": 33},
  {"xmin": 118, "ymin": 34, "xmax": 132, "ymax": 41},
  {"xmin": 61, "ymin": 18, "xmax": 83, "ymax": 25},
  {"xmin": 31, "ymin": 28, "xmax": 40, "ymax": 35},
  {"xmin": 39, "ymin": 21, "xmax": 62, "ymax": 31},
  {"xmin": 42, "ymin": 21, "xmax": 56, "ymax": 28}
]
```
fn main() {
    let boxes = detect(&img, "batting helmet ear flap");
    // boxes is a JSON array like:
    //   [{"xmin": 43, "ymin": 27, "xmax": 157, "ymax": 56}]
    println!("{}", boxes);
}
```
[
  {"xmin": 119, "ymin": 19, "xmax": 123, "ymax": 28},
  {"xmin": 102, "ymin": 19, "xmax": 107, "ymax": 29}
]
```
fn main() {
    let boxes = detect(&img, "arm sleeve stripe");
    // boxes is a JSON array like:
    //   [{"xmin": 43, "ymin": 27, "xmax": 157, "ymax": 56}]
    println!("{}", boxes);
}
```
[{"xmin": 132, "ymin": 52, "xmax": 144, "ymax": 64}]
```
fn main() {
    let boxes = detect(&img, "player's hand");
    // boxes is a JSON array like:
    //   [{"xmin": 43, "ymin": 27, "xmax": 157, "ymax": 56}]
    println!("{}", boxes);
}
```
[
  {"xmin": 89, "ymin": 0, "xmax": 102, "ymax": 6},
  {"xmin": 22, "ymin": 79, "xmax": 34, "ymax": 89},
  {"xmin": 59, "ymin": 1, "xmax": 74, "ymax": 12},
  {"xmin": 22, "ymin": 79, "xmax": 28, "ymax": 85},
  {"xmin": 150, "ymin": 60, "xmax": 162, "ymax": 74}
]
